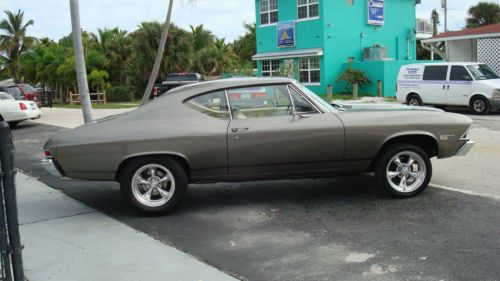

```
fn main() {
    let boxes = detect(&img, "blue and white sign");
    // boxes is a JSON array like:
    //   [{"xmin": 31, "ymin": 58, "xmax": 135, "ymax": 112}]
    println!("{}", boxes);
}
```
[
  {"xmin": 368, "ymin": 0, "xmax": 384, "ymax": 26},
  {"xmin": 277, "ymin": 20, "xmax": 295, "ymax": 48}
]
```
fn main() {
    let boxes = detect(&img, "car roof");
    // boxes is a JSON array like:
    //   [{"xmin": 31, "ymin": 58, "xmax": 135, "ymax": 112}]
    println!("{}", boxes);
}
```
[
  {"xmin": 166, "ymin": 77, "xmax": 295, "ymax": 96},
  {"xmin": 403, "ymin": 62, "xmax": 484, "ymax": 68}
]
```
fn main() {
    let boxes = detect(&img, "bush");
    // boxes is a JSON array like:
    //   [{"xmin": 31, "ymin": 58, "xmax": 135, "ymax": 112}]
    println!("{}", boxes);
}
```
[
  {"xmin": 106, "ymin": 85, "xmax": 136, "ymax": 102},
  {"xmin": 336, "ymin": 63, "xmax": 372, "ymax": 94}
]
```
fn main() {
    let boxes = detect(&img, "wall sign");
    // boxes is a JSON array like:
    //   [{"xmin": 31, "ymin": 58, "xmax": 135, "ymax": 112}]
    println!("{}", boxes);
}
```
[
  {"xmin": 368, "ymin": 0, "xmax": 384, "ymax": 26},
  {"xmin": 277, "ymin": 20, "xmax": 295, "ymax": 48}
]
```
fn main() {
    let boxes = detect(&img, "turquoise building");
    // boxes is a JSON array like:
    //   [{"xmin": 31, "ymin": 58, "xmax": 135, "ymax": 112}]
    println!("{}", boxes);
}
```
[{"xmin": 252, "ymin": 0, "xmax": 422, "ymax": 96}]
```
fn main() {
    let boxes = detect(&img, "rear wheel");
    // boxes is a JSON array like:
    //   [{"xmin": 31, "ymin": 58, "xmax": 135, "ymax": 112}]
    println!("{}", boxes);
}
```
[
  {"xmin": 407, "ymin": 94, "xmax": 423, "ymax": 106},
  {"xmin": 7, "ymin": 121, "xmax": 19, "ymax": 128},
  {"xmin": 470, "ymin": 96, "xmax": 490, "ymax": 115},
  {"xmin": 120, "ymin": 157, "xmax": 188, "ymax": 215},
  {"xmin": 375, "ymin": 143, "xmax": 432, "ymax": 197}
]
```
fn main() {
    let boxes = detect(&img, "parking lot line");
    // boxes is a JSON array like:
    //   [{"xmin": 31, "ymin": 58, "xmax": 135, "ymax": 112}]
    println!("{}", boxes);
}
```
[{"xmin": 430, "ymin": 183, "xmax": 500, "ymax": 201}]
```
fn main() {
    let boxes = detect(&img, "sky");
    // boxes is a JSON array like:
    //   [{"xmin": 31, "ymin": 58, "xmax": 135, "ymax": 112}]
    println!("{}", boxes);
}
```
[{"xmin": 0, "ymin": 0, "xmax": 488, "ymax": 42}]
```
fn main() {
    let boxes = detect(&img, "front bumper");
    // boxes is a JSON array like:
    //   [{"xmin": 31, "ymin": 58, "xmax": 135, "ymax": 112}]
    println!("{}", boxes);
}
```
[
  {"xmin": 40, "ymin": 157, "xmax": 63, "ymax": 177},
  {"xmin": 489, "ymin": 99, "xmax": 500, "ymax": 110},
  {"xmin": 455, "ymin": 140, "xmax": 475, "ymax": 156}
]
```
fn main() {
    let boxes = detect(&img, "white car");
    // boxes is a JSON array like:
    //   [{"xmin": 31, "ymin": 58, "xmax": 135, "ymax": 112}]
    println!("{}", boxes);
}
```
[
  {"xmin": 396, "ymin": 62, "xmax": 500, "ymax": 114},
  {"xmin": 0, "ymin": 92, "xmax": 41, "ymax": 127}
]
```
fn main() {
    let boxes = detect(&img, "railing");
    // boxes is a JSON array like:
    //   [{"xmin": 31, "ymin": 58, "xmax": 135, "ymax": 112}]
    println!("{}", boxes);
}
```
[{"xmin": 0, "ymin": 121, "xmax": 24, "ymax": 281}]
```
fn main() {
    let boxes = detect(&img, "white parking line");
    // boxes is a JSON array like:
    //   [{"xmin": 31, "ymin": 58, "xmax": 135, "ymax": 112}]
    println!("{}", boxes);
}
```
[{"xmin": 430, "ymin": 183, "xmax": 500, "ymax": 201}]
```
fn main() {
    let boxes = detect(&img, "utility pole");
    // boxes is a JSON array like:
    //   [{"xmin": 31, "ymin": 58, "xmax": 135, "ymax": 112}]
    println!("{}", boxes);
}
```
[
  {"xmin": 69, "ymin": 0, "xmax": 93, "ymax": 123},
  {"xmin": 442, "ymin": 0, "xmax": 448, "ymax": 32}
]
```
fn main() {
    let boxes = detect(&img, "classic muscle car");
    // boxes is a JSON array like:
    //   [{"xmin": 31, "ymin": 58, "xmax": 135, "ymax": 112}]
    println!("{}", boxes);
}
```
[{"xmin": 42, "ymin": 78, "xmax": 474, "ymax": 215}]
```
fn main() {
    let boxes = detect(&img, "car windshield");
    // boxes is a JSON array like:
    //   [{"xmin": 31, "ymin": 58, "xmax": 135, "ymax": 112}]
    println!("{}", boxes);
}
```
[
  {"xmin": 292, "ymin": 81, "xmax": 334, "ymax": 111},
  {"xmin": 466, "ymin": 64, "xmax": 499, "ymax": 80}
]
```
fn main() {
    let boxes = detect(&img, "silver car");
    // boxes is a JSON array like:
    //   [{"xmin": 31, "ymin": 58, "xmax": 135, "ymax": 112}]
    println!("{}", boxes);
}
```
[{"xmin": 42, "ymin": 78, "xmax": 474, "ymax": 215}]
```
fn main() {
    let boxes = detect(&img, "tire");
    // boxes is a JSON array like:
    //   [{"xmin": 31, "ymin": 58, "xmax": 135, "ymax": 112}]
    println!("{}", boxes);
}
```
[
  {"xmin": 7, "ymin": 121, "xmax": 19, "ymax": 128},
  {"xmin": 120, "ymin": 156, "xmax": 188, "ymax": 215},
  {"xmin": 375, "ymin": 143, "xmax": 432, "ymax": 198},
  {"xmin": 469, "ymin": 96, "xmax": 490, "ymax": 115},
  {"xmin": 407, "ymin": 94, "xmax": 423, "ymax": 106}
]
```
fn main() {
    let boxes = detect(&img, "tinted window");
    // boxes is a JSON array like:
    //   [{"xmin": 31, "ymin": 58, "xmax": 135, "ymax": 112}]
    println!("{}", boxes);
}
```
[
  {"xmin": 184, "ymin": 91, "xmax": 229, "ymax": 120},
  {"xmin": 450, "ymin": 66, "xmax": 473, "ymax": 81},
  {"xmin": 423, "ymin": 65, "xmax": 448, "ymax": 81},
  {"xmin": 0, "ymin": 93, "xmax": 14, "ymax": 100},
  {"xmin": 166, "ymin": 74, "xmax": 200, "ymax": 81},
  {"xmin": 22, "ymin": 84, "xmax": 37, "ymax": 92},
  {"xmin": 227, "ymin": 85, "xmax": 292, "ymax": 120},
  {"xmin": 8, "ymin": 87, "xmax": 23, "ymax": 99},
  {"xmin": 288, "ymin": 86, "xmax": 317, "ymax": 113}
]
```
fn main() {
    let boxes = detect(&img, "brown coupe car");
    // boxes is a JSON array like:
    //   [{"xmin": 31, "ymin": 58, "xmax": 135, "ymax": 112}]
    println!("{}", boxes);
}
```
[{"xmin": 42, "ymin": 78, "xmax": 474, "ymax": 215}]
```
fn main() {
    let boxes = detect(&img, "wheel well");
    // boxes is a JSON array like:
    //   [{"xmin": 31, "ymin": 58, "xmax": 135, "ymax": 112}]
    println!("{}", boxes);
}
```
[
  {"xmin": 469, "ymin": 94, "xmax": 488, "ymax": 105},
  {"xmin": 115, "ymin": 154, "xmax": 191, "ymax": 182},
  {"xmin": 369, "ymin": 134, "xmax": 438, "ymax": 171},
  {"xmin": 406, "ymin": 92, "xmax": 420, "ymax": 101}
]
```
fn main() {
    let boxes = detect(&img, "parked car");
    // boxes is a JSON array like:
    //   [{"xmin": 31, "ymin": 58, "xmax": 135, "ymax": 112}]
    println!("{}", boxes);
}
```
[
  {"xmin": 0, "ymin": 85, "xmax": 25, "ymax": 100},
  {"xmin": 396, "ymin": 62, "xmax": 500, "ymax": 114},
  {"xmin": 153, "ymin": 73, "xmax": 203, "ymax": 98},
  {"xmin": 0, "ymin": 92, "xmax": 41, "ymax": 127},
  {"xmin": 42, "ymin": 78, "xmax": 474, "ymax": 215}
]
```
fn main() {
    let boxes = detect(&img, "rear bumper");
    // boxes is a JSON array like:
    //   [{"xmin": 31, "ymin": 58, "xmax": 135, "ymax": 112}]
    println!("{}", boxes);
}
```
[
  {"xmin": 40, "ymin": 157, "xmax": 63, "ymax": 177},
  {"xmin": 455, "ymin": 140, "xmax": 474, "ymax": 156}
]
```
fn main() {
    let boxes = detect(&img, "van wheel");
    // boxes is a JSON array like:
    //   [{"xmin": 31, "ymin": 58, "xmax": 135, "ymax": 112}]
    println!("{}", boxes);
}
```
[
  {"xmin": 470, "ymin": 97, "xmax": 490, "ymax": 115},
  {"xmin": 120, "ymin": 157, "xmax": 188, "ymax": 216},
  {"xmin": 407, "ymin": 95, "xmax": 423, "ymax": 106}
]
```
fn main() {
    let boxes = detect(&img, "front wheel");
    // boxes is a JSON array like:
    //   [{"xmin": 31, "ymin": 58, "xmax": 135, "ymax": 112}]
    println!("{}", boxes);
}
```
[
  {"xmin": 375, "ymin": 144, "xmax": 432, "ymax": 197},
  {"xmin": 407, "ymin": 95, "xmax": 423, "ymax": 106},
  {"xmin": 470, "ymin": 97, "xmax": 490, "ymax": 115},
  {"xmin": 120, "ymin": 157, "xmax": 188, "ymax": 215}
]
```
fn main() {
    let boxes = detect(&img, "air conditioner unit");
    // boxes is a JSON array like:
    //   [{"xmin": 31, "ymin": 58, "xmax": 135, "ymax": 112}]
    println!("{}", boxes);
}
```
[{"xmin": 363, "ymin": 45, "xmax": 388, "ymax": 61}]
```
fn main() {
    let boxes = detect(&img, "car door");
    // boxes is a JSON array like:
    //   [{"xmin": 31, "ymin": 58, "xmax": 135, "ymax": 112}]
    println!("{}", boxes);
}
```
[
  {"xmin": 226, "ymin": 84, "xmax": 344, "ymax": 178},
  {"xmin": 422, "ymin": 65, "xmax": 448, "ymax": 105},
  {"xmin": 447, "ymin": 65, "xmax": 473, "ymax": 106}
]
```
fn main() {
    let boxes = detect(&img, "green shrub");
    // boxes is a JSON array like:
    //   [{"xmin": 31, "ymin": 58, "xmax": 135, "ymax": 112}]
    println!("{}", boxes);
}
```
[{"xmin": 106, "ymin": 85, "xmax": 136, "ymax": 102}]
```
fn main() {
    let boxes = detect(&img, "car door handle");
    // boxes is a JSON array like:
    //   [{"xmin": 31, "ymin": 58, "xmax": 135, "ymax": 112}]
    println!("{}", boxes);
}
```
[
  {"xmin": 447, "ymin": 85, "xmax": 450, "ymax": 90},
  {"xmin": 442, "ymin": 85, "xmax": 446, "ymax": 90},
  {"xmin": 231, "ymin": 127, "xmax": 249, "ymax": 133}
]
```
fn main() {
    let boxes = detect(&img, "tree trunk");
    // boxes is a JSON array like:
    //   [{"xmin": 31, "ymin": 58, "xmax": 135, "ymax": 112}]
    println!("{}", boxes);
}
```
[
  {"xmin": 70, "ymin": 0, "xmax": 93, "ymax": 123},
  {"xmin": 353, "ymin": 83, "xmax": 359, "ymax": 100},
  {"xmin": 140, "ymin": 0, "xmax": 175, "ymax": 105}
]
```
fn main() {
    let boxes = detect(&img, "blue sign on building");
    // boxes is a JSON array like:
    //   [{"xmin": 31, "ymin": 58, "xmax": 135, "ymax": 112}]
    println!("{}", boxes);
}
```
[
  {"xmin": 277, "ymin": 20, "xmax": 295, "ymax": 48},
  {"xmin": 368, "ymin": 0, "xmax": 384, "ymax": 26}
]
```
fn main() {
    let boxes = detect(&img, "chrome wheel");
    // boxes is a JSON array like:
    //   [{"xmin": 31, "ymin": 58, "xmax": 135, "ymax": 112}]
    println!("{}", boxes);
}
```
[
  {"xmin": 131, "ymin": 164, "xmax": 175, "ymax": 207},
  {"xmin": 386, "ymin": 151, "xmax": 426, "ymax": 193},
  {"xmin": 408, "ymin": 98, "xmax": 420, "ymax": 106}
]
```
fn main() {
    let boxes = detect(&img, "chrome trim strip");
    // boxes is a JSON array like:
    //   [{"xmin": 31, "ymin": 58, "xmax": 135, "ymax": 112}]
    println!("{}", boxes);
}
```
[{"xmin": 40, "ymin": 157, "xmax": 63, "ymax": 177}]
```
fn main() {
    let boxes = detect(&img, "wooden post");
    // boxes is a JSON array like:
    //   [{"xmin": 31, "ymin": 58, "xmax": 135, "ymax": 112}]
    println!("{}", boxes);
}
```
[
  {"xmin": 103, "ymin": 90, "xmax": 107, "ymax": 104},
  {"xmin": 69, "ymin": 91, "xmax": 73, "ymax": 105},
  {"xmin": 353, "ymin": 83, "xmax": 359, "ymax": 100},
  {"xmin": 327, "ymin": 84, "xmax": 333, "ymax": 103},
  {"xmin": 377, "ymin": 80, "xmax": 382, "ymax": 97}
]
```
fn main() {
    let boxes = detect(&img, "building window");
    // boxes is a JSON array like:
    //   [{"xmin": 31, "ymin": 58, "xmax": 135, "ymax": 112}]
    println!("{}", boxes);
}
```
[
  {"xmin": 262, "ymin": 60, "xmax": 280, "ymax": 77},
  {"xmin": 299, "ymin": 57, "xmax": 320, "ymax": 84},
  {"xmin": 298, "ymin": 0, "xmax": 319, "ymax": 20},
  {"xmin": 260, "ymin": 0, "xmax": 278, "ymax": 25}
]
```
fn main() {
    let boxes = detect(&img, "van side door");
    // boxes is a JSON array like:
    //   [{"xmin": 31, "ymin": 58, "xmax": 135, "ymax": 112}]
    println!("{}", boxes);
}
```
[
  {"xmin": 447, "ymin": 65, "xmax": 473, "ymax": 106},
  {"xmin": 422, "ymin": 65, "xmax": 448, "ymax": 105}
]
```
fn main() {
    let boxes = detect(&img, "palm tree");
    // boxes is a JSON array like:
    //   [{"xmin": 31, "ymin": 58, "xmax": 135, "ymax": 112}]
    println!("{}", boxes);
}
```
[
  {"xmin": 190, "ymin": 24, "xmax": 214, "ymax": 52},
  {"xmin": 0, "ymin": 9, "xmax": 37, "ymax": 81}
]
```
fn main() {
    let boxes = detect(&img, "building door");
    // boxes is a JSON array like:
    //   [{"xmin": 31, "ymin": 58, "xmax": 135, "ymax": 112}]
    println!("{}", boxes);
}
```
[
  {"xmin": 422, "ymin": 65, "xmax": 448, "ymax": 105},
  {"xmin": 447, "ymin": 65, "xmax": 473, "ymax": 106},
  {"xmin": 226, "ymin": 84, "xmax": 344, "ymax": 177}
]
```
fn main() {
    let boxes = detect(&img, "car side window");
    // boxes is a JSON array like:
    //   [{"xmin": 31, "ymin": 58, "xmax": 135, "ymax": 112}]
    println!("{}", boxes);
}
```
[
  {"xmin": 288, "ymin": 86, "xmax": 317, "ymax": 114},
  {"xmin": 227, "ymin": 85, "xmax": 292, "ymax": 120},
  {"xmin": 423, "ymin": 65, "xmax": 448, "ymax": 81},
  {"xmin": 0, "ymin": 92, "xmax": 14, "ymax": 100},
  {"xmin": 450, "ymin": 66, "xmax": 473, "ymax": 81},
  {"xmin": 184, "ymin": 91, "xmax": 230, "ymax": 120}
]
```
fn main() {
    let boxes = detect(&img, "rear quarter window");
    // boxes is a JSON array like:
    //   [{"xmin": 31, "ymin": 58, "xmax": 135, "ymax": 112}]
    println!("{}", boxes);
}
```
[{"xmin": 423, "ymin": 65, "xmax": 448, "ymax": 81}]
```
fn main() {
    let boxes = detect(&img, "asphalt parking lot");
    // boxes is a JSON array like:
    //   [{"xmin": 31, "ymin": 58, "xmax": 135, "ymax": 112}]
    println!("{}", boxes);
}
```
[{"xmin": 11, "ymin": 110, "xmax": 500, "ymax": 281}]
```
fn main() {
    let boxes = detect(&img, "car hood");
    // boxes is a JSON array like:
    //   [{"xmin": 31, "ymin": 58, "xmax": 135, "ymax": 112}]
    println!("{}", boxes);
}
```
[{"xmin": 332, "ymin": 103, "xmax": 444, "ymax": 112}]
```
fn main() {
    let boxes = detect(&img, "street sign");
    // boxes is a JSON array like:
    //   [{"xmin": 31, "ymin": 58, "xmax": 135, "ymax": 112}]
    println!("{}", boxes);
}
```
[
  {"xmin": 277, "ymin": 20, "xmax": 295, "ymax": 48},
  {"xmin": 368, "ymin": 0, "xmax": 384, "ymax": 26}
]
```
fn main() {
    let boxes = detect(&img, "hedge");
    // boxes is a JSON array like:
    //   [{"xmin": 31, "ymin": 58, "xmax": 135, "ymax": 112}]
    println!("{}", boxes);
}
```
[{"xmin": 106, "ymin": 85, "xmax": 136, "ymax": 102}]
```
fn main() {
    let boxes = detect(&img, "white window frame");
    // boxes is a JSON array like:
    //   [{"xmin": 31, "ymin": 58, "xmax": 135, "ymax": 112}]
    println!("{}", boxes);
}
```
[
  {"xmin": 260, "ymin": 0, "xmax": 279, "ymax": 27},
  {"xmin": 262, "ymin": 60, "xmax": 280, "ymax": 77},
  {"xmin": 299, "ymin": 57, "xmax": 320, "ymax": 85},
  {"xmin": 297, "ymin": 0, "xmax": 319, "ymax": 21}
]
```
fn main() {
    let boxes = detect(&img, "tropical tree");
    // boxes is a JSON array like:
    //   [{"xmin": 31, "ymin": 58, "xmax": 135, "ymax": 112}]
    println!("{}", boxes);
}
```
[
  {"xmin": 233, "ymin": 23, "xmax": 256, "ymax": 64},
  {"xmin": 88, "ymin": 69, "xmax": 109, "ymax": 92},
  {"xmin": 431, "ymin": 9, "xmax": 440, "ymax": 36},
  {"xmin": 190, "ymin": 24, "xmax": 214, "ymax": 52},
  {"xmin": 0, "ymin": 9, "xmax": 37, "ymax": 81},
  {"xmin": 194, "ymin": 38, "xmax": 238, "ymax": 76},
  {"xmin": 466, "ymin": 2, "xmax": 500, "ymax": 29}
]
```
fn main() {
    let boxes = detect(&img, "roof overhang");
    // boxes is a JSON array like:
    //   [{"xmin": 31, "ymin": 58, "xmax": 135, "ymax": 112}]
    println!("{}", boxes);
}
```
[
  {"xmin": 252, "ymin": 48, "xmax": 323, "ymax": 61},
  {"xmin": 422, "ymin": 32, "xmax": 500, "ymax": 43}
]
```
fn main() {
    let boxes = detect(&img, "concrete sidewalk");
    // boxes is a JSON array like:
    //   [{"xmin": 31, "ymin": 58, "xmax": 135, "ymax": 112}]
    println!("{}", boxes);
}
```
[{"xmin": 17, "ymin": 171, "xmax": 239, "ymax": 281}]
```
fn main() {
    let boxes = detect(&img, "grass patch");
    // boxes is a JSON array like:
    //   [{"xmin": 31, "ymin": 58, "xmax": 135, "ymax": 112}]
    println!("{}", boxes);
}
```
[{"xmin": 53, "ymin": 101, "xmax": 140, "ymax": 109}]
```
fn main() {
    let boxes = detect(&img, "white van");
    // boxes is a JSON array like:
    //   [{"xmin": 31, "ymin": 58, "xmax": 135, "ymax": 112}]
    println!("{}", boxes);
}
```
[{"xmin": 396, "ymin": 62, "xmax": 500, "ymax": 114}]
